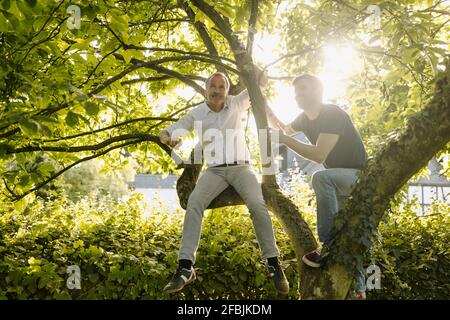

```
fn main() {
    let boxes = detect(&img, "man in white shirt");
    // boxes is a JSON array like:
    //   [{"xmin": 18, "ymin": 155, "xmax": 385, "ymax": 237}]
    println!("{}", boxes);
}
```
[{"xmin": 159, "ymin": 71, "xmax": 289, "ymax": 295}]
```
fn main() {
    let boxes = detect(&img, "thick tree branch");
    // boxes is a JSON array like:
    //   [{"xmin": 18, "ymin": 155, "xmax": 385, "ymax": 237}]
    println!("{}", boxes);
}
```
[
  {"xmin": 138, "ymin": 63, "xmax": 206, "ymax": 96},
  {"xmin": 178, "ymin": 0, "xmax": 230, "ymax": 77},
  {"xmin": 41, "ymin": 117, "xmax": 178, "ymax": 143},
  {"xmin": 6, "ymin": 133, "xmax": 167, "ymax": 154},
  {"xmin": 121, "ymin": 74, "xmax": 206, "ymax": 85},
  {"xmin": 246, "ymin": 0, "xmax": 259, "ymax": 56},
  {"xmin": 122, "ymin": 44, "xmax": 236, "ymax": 65},
  {"xmin": 0, "ymin": 64, "xmax": 143, "ymax": 135},
  {"xmin": 129, "ymin": 18, "xmax": 190, "ymax": 26},
  {"xmin": 190, "ymin": 0, "xmax": 238, "ymax": 51},
  {"xmin": 11, "ymin": 139, "xmax": 144, "ymax": 202}
]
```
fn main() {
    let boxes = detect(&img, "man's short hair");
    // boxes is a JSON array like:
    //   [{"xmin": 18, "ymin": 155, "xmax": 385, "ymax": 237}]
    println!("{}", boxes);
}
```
[
  {"xmin": 292, "ymin": 74, "xmax": 323, "ymax": 94},
  {"xmin": 205, "ymin": 72, "xmax": 230, "ymax": 90}
]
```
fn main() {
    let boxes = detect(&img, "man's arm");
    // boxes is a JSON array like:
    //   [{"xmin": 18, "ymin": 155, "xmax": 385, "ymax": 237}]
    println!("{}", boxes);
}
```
[
  {"xmin": 159, "ymin": 109, "xmax": 195, "ymax": 148},
  {"xmin": 159, "ymin": 130, "xmax": 181, "ymax": 148},
  {"xmin": 265, "ymin": 104, "xmax": 299, "ymax": 135},
  {"xmin": 265, "ymin": 105, "xmax": 285, "ymax": 130},
  {"xmin": 232, "ymin": 66, "xmax": 269, "ymax": 112},
  {"xmin": 278, "ymin": 131, "xmax": 339, "ymax": 164}
]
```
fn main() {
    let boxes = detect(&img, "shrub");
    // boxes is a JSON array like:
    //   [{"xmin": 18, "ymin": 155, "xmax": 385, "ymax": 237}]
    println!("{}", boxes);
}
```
[
  {"xmin": 0, "ymin": 194, "xmax": 298, "ymax": 300},
  {"xmin": 0, "ymin": 185, "xmax": 448, "ymax": 299},
  {"xmin": 368, "ymin": 200, "xmax": 450, "ymax": 299}
]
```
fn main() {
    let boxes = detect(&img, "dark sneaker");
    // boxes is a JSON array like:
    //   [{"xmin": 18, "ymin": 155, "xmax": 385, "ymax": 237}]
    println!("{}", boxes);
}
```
[
  {"xmin": 267, "ymin": 264, "xmax": 290, "ymax": 295},
  {"xmin": 163, "ymin": 266, "xmax": 196, "ymax": 293},
  {"xmin": 302, "ymin": 249, "xmax": 322, "ymax": 268}
]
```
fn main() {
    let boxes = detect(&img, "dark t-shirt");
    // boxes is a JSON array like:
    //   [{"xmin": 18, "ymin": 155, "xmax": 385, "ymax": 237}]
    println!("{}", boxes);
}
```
[{"xmin": 290, "ymin": 104, "xmax": 367, "ymax": 169}]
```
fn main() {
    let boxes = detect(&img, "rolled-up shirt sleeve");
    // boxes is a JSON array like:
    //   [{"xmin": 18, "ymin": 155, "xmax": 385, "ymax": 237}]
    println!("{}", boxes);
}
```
[
  {"xmin": 163, "ymin": 110, "xmax": 195, "ymax": 139},
  {"xmin": 230, "ymin": 89, "xmax": 251, "ymax": 112}
]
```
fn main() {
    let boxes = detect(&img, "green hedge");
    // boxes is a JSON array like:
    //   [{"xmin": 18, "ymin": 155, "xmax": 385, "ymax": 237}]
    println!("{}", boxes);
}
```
[
  {"xmin": 0, "ymin": 192, "xmax": 448, "ymax": 299},
  {"xmin": 368, "ymin": 201, "xmax": 450, "ymax": 299},
  {"xmin": 0, "ymin": 194, "xmax": 298, "ymax": 299}
]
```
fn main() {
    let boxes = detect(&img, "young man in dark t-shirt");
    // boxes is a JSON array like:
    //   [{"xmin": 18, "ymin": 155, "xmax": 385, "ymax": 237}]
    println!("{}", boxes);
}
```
[{"xmin": 267, "ymin": 74, "xmax": 368, "ymax": 299}]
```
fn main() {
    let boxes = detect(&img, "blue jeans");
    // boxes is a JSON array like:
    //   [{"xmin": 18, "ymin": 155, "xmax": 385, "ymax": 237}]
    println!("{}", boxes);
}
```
[{"xmin": 311, "ymin": 168, "xmax": 366, "ymax": 293}]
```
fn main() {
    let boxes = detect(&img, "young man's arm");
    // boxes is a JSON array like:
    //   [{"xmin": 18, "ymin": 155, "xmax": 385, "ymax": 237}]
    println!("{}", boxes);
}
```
[
  {"xmin": 265, "ymin": 106, "xmax": 286, "ymax": 130},
  {"xmin": 278, "ymin": 131, "xmax": 339, "ymax": 164},
  {"xmin": 264, "ymin": 103, "xmax": 299, "ymax": 135}
]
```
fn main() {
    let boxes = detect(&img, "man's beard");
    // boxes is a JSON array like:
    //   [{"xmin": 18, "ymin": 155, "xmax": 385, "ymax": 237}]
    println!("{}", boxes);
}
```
[
  {"xmin": 209, "ymin": 94, "xmax": 225, "ymax": 102},
  {"xmin": 296, "ymin": 97, "xmax": 315, "ymax": 110},
  {"xmin": 296, "ymin": 99, "xmax": 308, "ymax": 110}
]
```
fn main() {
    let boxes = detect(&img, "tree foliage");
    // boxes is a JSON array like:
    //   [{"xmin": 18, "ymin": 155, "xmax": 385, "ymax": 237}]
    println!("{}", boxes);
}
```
[{"xmin": 1, "ymin": 0, "xmax": 449, "ymax": 198}]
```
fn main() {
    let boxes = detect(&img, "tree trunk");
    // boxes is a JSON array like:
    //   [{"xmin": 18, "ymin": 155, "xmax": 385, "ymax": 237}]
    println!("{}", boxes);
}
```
[
  {"xmin": 300, "ymin": 60, "xmax": 450, "ymax": 299},
  {"xmin": 181, "ymin": 0, "xmax": 450, "ymax": 299}
]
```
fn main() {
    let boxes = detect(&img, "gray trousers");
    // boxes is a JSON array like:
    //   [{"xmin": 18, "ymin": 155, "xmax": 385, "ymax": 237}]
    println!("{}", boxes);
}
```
[{"xmin": 178, "ymin": 164, "xmax": 280, "ymax": 264}]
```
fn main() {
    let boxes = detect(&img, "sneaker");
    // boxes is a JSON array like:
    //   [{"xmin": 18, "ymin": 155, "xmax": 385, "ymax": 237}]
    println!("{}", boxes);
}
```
[
  {"xmin": 302, "ymin": 249, "xmax": 322, "ymax": 268},
  {"xmin": 163, "ymin": 266, "xmax": 196, "ymax": 293},
  {"xmin": 355, "ymin": 291, "xmax": 366, "ymax": 300},
  {"xmin": 267, "ymin": 264, "xmax": 290, "ymax": 295}
]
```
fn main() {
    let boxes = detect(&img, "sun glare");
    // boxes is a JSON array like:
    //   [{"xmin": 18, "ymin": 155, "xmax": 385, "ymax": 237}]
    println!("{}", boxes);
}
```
[
  {"xmin": 318, "ymin": 45, "xmax": 362, "ymax": 104},
  {"xmin": 252, "ymin": 41, "xmax": 363, "ymax": 124},
  {"xmin": 151, "ymin": 30, "xmax": 363, "ymax": 131}
]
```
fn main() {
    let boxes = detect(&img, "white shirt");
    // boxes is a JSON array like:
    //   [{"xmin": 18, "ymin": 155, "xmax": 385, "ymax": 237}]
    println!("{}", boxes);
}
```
[{"xmin": 164, "ymin": 90, "xmax": 252, "ymax": 167}]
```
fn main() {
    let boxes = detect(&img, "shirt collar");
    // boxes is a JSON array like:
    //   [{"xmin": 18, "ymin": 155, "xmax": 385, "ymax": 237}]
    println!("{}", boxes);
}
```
[{"xmin": 204, "ymin": 99, "xmax": 230, "ymax": 114}]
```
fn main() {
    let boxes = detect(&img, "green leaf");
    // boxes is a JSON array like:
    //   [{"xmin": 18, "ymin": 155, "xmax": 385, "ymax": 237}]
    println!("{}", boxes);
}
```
[
  {"xmin": 25, "ymin": 0, "xmax": 36, "ymax": 7},
  {"xmin": 38, "ymin": 162, "xmax": 54, "ymax": 176},
  {"xmin": 84, "ymin": 5, "xmax": 98, "ymax": 20},
  {"xmin": 238, "ymin": 268, "xmax": 248, "ymax": 281},
  {"xmin": 1, "ymin": 0, "xmax": 11, "ymax": 10},
  {"xmin": 121, "ymin": 50, "xmax": 133, "ymax": 64},
  {"xmin": 0, "ymin": 12, "xmax": 8, "ymax": 32},
  {"xmin": 0, "ymin": 143, "xmax": 9, "ymax": 157},
  {"xmin": 88, "ymin": 273, "xmax": 99, "ymax": 283},
  {"xmin": 2, "ymin": 9, "xmax": 20, "ymax": 28},
  {"xmin": 32, "ymin": 115, "xmax": 59, "ymax": 124},
  {"xmin": 18, "ymin": 174, "xmax": 29, "ymax": 187},
  {"xmin": 19, "ymin": 119, "xmax": 38, "ymax": 135},
  {"xmin": 65, "ymin": 111, "xmax": 79, "ymax": 127},
  {"xmin": 16, "ymin": 0, "xmax": 32, "ymax": 19},
  {"xmin": 13, "ymin": 197, "xmax": 27, "ymax": 212},
  {"xmin": 84, "ymin": 101, "xmax": 100, "ymax": 116}
]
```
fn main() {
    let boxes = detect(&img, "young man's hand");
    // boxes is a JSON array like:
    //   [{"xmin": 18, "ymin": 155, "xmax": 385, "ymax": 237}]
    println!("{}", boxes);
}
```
[
  {"xmin": 270, "ymin": 119, "xmax": 286, "ymax": 131},
  {"xmin": 269, "ymin": 128, "xmax": 288, "ymax": 144}
]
